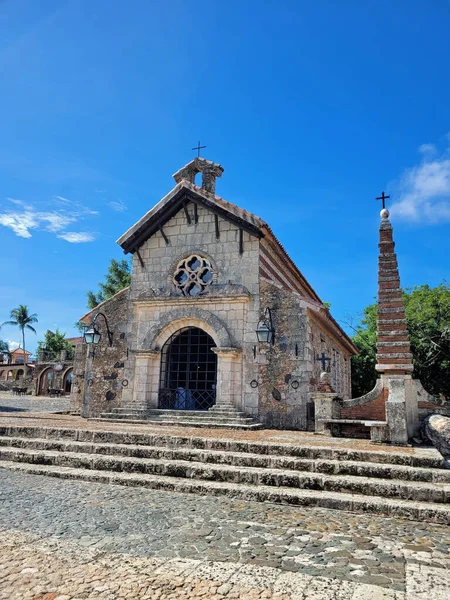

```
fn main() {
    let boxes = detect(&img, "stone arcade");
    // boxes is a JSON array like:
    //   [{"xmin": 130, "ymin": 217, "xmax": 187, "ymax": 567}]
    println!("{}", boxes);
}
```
[{"xmin": 71, "ymin": 157, "xmax": 357, "ymax": 429}]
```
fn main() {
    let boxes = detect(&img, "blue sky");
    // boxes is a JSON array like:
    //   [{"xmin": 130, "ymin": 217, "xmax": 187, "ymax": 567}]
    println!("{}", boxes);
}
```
[{"xmin": 1, "ymin": 0, "xmax": 449, "ymax": 354}]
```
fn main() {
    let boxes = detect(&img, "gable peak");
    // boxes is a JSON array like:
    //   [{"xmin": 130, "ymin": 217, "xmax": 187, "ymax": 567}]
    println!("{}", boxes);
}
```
[{"xmin": 172, "ymin": 157, "xmax": 224, "ymax": 194}]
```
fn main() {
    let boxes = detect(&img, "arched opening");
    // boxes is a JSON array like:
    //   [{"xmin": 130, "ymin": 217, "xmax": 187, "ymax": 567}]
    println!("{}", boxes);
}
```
[
  {"xmin": 158, "ymin": 327, "xmax": 217, "ymax": 411},
  {"xmin": 63, "ymin": 368, "xmax": 73, "ymax": 394},
  {"xmin": 7, "ymin": 371, "xmax": 14, "ymax": 381},
  {"xmin": 39, "ymin": 368, "xmax": 55, "ymax": 395},
  {"xmin": 15, "ymin": 369, "xmax": 24, "ymax": 381}
]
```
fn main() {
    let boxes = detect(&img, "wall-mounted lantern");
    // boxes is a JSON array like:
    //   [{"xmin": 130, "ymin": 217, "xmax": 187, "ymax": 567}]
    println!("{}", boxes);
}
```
[
  {"xmin": 256, "ymin": 307, "xmax": 275, "ymax": 345},
  {"xmin": 84, "ymin": 312, "xmax": 114, "ymax": 347}
]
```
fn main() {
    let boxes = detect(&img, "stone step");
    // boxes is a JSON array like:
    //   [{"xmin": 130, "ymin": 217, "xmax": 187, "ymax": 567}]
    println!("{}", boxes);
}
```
[
  {"xmin": 1, "ymin": 446, "xmax": 449, "ymax": 505},
  {"xmin": 1, "ymin": 436, "xmax": 449, "ymax": 484},
  {"xmin": 101, "ymin": 412, "xmax": 256, "ymax": 423},
  {"xmin": 1, "ymin": 460, "xmax": 449, "ymax": 524},
  {"xmin": 0, "ymin": 425, "xmax": 445, "ymax": 469},
  {"xmin": 95, "ymin": 416, "xmax": 263, "ymax": 430},
  {"xmin": 116, "ymin": 408, "xmax": 250, "ymax": 418}
]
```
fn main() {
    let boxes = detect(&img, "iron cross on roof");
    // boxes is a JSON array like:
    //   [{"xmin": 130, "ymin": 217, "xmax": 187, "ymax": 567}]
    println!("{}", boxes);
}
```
[
  {"xmin": 376, "ymin": 191, "xmax": 390, "ymax": 209},
  {"xmin": 315, "ymin": 352, "xmax": 331, "ymax": 371},
  {"xmin": 192, "ymin": 140, "xmax": 206, "ymax": 158}
]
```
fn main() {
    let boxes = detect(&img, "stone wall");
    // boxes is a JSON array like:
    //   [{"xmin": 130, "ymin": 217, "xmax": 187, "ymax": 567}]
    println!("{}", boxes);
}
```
[
  {"xmin": 121, "ymin": 202, "xmax": 262, "ymax": 414},
  {"xmin": 72, "ymin": 289, "xmax": 129, "ymax": 417},
  {"xmin": 308, "ymin": 315, "xmax": 351, "ymax": 399},
  {"xmin": 256, "ymin": 280, "xmax": 310, "ymax": 430}
]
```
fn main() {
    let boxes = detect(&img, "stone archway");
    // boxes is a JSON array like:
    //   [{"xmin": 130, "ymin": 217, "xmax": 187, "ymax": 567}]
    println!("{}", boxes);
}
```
[
  {"xmin": 158, "ymin": 326, "xmax": 218, "ymax": 410},
  {"xmin": 39, "ymin": 367, "xmax": 55, "ymax": 396},
  {"xmin": 63, "ymin": 368, "xmax": 73, "ymax": 394},
  {"xmin": 131, "ymin": 311, "xmax": 241, "ymax": 411},
  {"xmin": 142, "ymin": 307, "xmax": 233, "ymax": 350}
]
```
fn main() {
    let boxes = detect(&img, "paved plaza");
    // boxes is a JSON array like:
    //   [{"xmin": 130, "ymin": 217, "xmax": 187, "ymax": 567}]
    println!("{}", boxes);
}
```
[
  {"xmin": 1, "ymin": 467, "xmax": 449, "ymax": 599},
  {"xmin": 0, "ymin": 405, "xmax": 449, "ymax": 599},
  {"xmin": 0, "ymin": 392, "xmax": 71, "ymax": 414}
]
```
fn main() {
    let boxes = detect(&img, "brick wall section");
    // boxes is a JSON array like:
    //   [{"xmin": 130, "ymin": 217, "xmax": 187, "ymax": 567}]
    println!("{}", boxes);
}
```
[
  {"xmin": 376, "ymin": 211, "xmax": 414, "ymax": 373},
  {"xmin": 341, "ymin": 387, "xmax": 388, "ymax": 420}
]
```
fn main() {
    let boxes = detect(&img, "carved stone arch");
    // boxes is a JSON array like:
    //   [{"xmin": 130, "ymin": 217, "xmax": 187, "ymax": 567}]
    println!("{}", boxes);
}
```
[
  {"xmin": 142, "ymin": 307, "xmax": 234, "ymax": 350},
  {"xmin": 167, "ymin": 248, "xmax": 219, "ymax": 287}
]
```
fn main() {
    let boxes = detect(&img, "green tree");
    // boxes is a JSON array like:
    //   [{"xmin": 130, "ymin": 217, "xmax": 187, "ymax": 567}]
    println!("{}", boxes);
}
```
[
  {"xmin": 350, "ymin": 283, "xmax": 450, "ymax": 400},
  {"xmin": 87, "ymin": 258, "xmax": 131, "ymax": 308},
  {"xmin": 349, "ymin": 303, "xmax": 378, "ymax": 398},
  {"xmin": 1, "ymin": 305, "xmax": 38, "ymax": 367},
  {"xmin": 37, "ymin": 329, "xmax": 74, "ymax": 360}
]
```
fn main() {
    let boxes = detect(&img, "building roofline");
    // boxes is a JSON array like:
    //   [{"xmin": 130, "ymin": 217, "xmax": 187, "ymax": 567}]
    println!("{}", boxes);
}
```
[{"xmin": 78, "ymin": 287, "xmax": 130, "ymax": 324}]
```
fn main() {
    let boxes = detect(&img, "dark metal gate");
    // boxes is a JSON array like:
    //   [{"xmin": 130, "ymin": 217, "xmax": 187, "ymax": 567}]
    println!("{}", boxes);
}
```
[{"xmin": 158, "ymin": 327, "xmax": 217, "ymax": 410}]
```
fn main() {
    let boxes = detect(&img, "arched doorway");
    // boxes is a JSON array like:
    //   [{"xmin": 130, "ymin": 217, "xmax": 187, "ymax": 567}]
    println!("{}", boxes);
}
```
[
  {"xmin": 63, "ymin": 368, "xmax": 73, "ymax": 393},
  {"xmin": 39, "ymin": 368, "xmax": 55, "ymax": 395},
  {"xmin": 15, "ymin": 369, "xmax": 24, "ymax": 381},
  {"xmin": 159, "ymin": 327, "xmax": 217, "ymax": 410}
]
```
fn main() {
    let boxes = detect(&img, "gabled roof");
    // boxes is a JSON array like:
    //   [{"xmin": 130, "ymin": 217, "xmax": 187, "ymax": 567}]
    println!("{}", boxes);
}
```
[
  {"xmin": 116, "ymin": 175, "xmax": 356, "ymax": 353},
  {"xmin": 117, "ymin": 181, "xmax": 265, "ymax": 254},
  {"xmin": 10, "ymin": 347, "xmax": 32, "ymax": 355}
]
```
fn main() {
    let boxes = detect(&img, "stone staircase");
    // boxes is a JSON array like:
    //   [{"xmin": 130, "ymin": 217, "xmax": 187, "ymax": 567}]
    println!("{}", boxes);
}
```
[
  {"xmin": 99, "ymin": 401, "xmax": 262, "ymax": 430},
  {"xmin": 0, "ymin": 424, "xmax": 449, "ymax": 524}
]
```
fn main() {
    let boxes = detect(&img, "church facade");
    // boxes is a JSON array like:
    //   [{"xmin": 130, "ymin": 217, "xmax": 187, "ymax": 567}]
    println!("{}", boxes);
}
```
[{"xmin": 72, "ymin": 158, "xmax": 357, "ymax": 430}]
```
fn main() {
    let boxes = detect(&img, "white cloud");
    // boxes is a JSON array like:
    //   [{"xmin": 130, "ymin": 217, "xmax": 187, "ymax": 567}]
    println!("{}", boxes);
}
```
[
  {"xmin": 418, "ymin": 143, "xmax": 436, "ymax": 155},
  {"xmin": 57, "ymin": 232, "xmax": 96, "ymax": 243},
  {"xmin": 391, "ymin": 136, "xmax": 450, "ymax": 223},
  {"xmin": 0, "ymin": 197, "xmax": 99, "ymax": 239},
  {"xmin": 7, "ymin": 341, "xmax": 20, "ymax": 350},
  {"xmin": 108, "ymin": 199, "xmax": 127, "ymax": 212}
]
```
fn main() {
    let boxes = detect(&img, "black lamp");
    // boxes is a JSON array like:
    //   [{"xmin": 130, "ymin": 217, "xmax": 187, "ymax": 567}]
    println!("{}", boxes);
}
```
[
  {"xmin": 256, "ymin": 308, "xmax": 274, "ymax": 345},
  {"xmin": 84, "ymin": 324, "xmax": 101, "ymax": 345},
  {"xmin": 83, "ymin": 312, "xmax": 113, "ymax": 347}
]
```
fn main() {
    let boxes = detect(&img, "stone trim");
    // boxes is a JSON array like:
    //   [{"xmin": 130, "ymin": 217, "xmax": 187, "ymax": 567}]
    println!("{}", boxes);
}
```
[
  {"xmin": 141, "ymin": 307, "xmax": 234, "ymax": 350},
  {"xmin": 378, "ymin": 276, "xmax": 401, "ymax": 282},
  {"xmin": 377, "ymin": 318, "xmax": 406, "ymax": 325},
  {"xmin": 211, "ymin": 347, "xmax": 242, "ymax": 358},
  {"xmin": 376, "ymin": 341, "xmax": 411, "ymax": 347},
  {"xmin": 133, "ymin": 293, "xmax": 251, "ymax": 307},
  {"xmin": 376, "ymin": 352, "xmax": 413, "ymax": 359},
  {"xmin": 378, "ymin": 307, "xmax": 405, "ymax": 314},
  {"xmin": 375, "ymin": 363, "xmax": 414, "ymax": 372},
  {"xmin": 131, "ymin": 349, "xmax": 160, "ymax": 357}
]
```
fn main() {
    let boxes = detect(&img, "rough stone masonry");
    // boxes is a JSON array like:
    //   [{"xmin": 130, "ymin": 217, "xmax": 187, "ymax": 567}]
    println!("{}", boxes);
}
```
[{"xmin": 72, "ymin": 157, "xmax": 357, "ymax": 430}]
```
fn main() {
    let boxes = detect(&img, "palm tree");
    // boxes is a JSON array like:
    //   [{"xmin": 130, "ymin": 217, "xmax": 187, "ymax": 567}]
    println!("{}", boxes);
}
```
[{"xmin": 1, "ymin": 305, "xmax": 38, "ymax": 367}]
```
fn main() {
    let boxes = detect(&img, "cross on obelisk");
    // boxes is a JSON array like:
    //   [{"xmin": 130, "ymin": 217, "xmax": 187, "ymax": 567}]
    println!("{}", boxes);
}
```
[
  {"xmin": 192, "ymin": 140, "xmax": 206, "ymax": 158},
  {"xmin": 316, "ymin": 352, "xmax": 331, "ymax": 371},
  {"xmin": 376, "ymin": 191, "xmax": 390, "ymax": 210}
]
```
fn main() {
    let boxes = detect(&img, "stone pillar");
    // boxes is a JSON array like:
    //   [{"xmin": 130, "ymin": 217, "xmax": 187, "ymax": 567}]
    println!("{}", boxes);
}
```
[
  {"xmin": 312, "ymin": 392, "xmax": 340, "ymax": 435},
  {"xmin": 211, "ymin": 347, "xmax": 242, "ymax": 408},
  {"xmin": 375, "ymin": 208, "xmax": 418, "ymax": 442},
  {"xmin": 312, "ymin": 372, "xmax": 340, "ymax": 434},
  {"xmin": 130, "ymin": 350, "xmax": 159, "ymax": 409}
]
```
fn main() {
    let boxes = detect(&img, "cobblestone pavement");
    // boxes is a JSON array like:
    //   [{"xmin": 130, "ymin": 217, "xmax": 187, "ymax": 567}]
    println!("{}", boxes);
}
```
[
  {"xmin": 0, "ymin": 471, "xmax": 449, "ymax": 599},
  {"xmin": 0, "ymin": 392, "xmax": 70, "ymax": 414}
]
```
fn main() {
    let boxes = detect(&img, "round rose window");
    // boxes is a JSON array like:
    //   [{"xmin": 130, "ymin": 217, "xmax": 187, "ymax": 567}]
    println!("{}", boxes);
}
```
[{"xmin": 173, "ymin": 255, "xmax": 213, "ymax": 296}]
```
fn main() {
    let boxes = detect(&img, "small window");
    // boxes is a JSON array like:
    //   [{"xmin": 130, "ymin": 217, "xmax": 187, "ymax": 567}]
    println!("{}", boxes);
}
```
[{"xmin": 173, "ymin": 255, "xmax": 214, "ymax": 297}]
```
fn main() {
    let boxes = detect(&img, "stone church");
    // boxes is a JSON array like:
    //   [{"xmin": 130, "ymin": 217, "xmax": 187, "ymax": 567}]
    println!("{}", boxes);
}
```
[{"xmin": 72, "ymin": 157, "xmax": 357, "ymax": 430}]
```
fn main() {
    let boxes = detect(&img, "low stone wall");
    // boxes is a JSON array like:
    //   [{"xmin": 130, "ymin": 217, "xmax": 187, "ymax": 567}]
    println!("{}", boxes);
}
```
[{"xmin": 340, "ymin": 380, "xmax": 387, "ymax": 422}]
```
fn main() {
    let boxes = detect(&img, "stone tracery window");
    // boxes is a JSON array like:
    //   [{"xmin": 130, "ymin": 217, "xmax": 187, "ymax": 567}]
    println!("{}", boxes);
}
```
[{"xmin": 173, "ymin": 255, "xmax": 213, "ymax": 297}]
